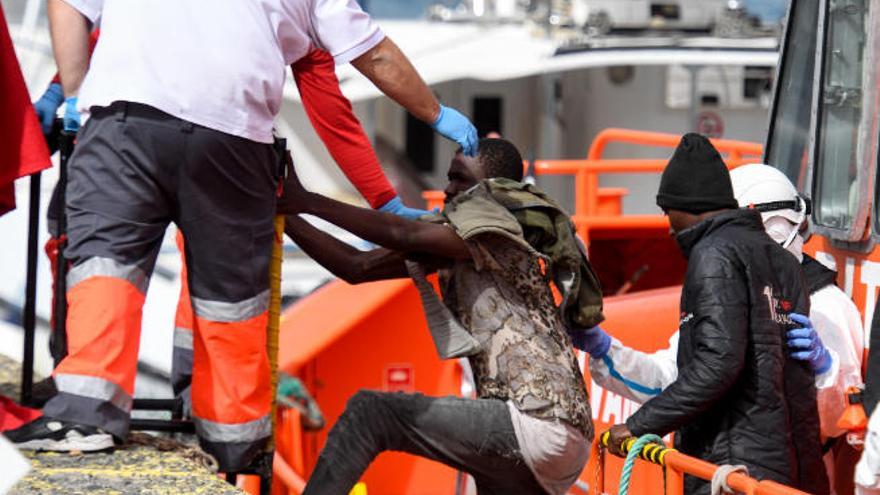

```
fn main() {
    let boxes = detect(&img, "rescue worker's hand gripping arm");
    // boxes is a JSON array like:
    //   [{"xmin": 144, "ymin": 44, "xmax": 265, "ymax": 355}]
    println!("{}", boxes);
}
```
[
  {"xmin": 625, "ymin": 248, "xmax": 749, "ymax": 437},
  {"xmin": 47, "ymin": 0, "xmax": 91, "ymax": 131},
  {"xmin": 351, "ymin": 38, "xmax": 478, "ymax": 156},
  {"xmin": 787, "ymin": 313, "xmax": 833, "ymax": 373}
]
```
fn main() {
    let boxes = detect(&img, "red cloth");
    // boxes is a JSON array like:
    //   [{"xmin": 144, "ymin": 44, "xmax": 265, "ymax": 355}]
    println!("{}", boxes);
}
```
[
  {"xmin": 293, "ymin": 49, "xmax": 397, "ymax": 209},
  {"xmin": 0, "ymin": 6, "xmax": 51, "ymax": 217},
  {"xmin": 0, "ymin": 396, "xmax": 41, "ymax": 432}
]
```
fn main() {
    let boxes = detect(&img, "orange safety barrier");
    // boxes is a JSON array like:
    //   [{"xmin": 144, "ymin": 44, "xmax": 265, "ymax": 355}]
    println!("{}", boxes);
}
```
[
  {"xmin": 593, "ymin": 433, "xmax": 810, "ymax": 495},
  {"xmin": 538, "ymin": 128, "xmax": 763, "ymax": 242},
  {"xmin": 273, "ymin": 453, "xmax": 307, "ymax": 495},
  {"xmin": 271, "ymin": 409, "xmax": 307, "ymax": 495}
]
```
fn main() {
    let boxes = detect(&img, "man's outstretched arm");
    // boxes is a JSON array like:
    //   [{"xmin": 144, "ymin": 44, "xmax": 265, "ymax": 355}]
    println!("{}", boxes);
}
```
[
  {"xmin": 351, "ymin": 38, "xmax": 478, "ymax": 156},
  {"xmin": 284, "ymin": 215, "xmax": 409, "ymax": 284},
  {"xmin": 280, "ymin": 169, "xmax": 471, "ymax": 260},
  {"xmin": 351, "ymin": 38, "xmax": 437, "ymax": 124}
]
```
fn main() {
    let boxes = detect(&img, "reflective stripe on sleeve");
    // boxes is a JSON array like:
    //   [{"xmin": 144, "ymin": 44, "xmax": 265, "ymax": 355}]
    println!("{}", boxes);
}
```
[
  {"xmin": 67, "ymin": 257, "xmax": 149, "ymax": 294},
  {"xmin": 190, "ymin": 290, "xmax": 269, "ymax": 323},
  {"xmin": 54, "ymin": 373, "xmax": 134, "ymax": 413},
  {"xmin": 601, "ymin": 354, "xmax": 663, "ymax": 397},
  {"xmin": 193, "ymin": 414, "xmax": 271, "ymax": 443}
]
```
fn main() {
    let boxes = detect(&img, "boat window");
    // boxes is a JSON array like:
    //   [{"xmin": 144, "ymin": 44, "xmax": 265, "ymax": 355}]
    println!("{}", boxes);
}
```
[
  {"xmin": 472, "ymin": 97, "xmax": 504, "ymax": 138},
  {"xmin": 406, "ymin": 113, "xmax": 435, "ymax": 172},
  {"xmin": 765, "ymin": 0, "xmax": 820, "ymax": 190},
  {"xmin": 813, "ymin": 0, "xmax": 869, "ymax": 232}
]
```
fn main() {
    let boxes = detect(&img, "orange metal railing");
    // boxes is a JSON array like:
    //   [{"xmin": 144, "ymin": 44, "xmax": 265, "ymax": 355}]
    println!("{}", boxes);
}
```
[
  {"xmin": 537, "ymin": 128, "xmax": 763, "ymax": 241},
  {"xmin": 272, "ymin": 408, "xmax": 307, "ymax": 495},
  {"xmin": 594, "ymin": 432, "xmax": 809, "ymax": 495}
]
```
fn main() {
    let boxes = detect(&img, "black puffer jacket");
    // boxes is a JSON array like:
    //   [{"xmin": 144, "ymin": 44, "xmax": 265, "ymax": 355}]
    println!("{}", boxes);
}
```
[{"xmin": 626, "ymin": 209, "xmax": 829, "ymax": 495}]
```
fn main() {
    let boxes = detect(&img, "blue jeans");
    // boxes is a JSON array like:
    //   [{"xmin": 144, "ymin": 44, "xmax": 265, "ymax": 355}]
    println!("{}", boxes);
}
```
[{"xmin": 303, "ymin": 391, "xmax": 546, "ymax": 494}]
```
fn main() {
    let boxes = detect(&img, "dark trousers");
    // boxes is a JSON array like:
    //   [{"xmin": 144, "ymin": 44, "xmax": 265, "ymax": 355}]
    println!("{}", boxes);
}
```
[
  {"xmin": 303, "ymin": 391, "xmax": 546, "ymax": 495},
  {"xmin": 43, "ymin": 101, "xmax": 278, "ymax": 472}
]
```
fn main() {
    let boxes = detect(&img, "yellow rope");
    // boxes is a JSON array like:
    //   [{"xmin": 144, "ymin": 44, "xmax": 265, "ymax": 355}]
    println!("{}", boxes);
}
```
[{"xmin": 267, "ymin": 215, "xmax": 284, "ymax": 452}]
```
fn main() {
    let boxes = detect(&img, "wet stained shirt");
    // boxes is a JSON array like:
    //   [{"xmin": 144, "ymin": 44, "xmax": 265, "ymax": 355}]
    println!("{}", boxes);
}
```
[{"xmin": 439, "ymin": 233, "xmax": 593, "ymax": 440}]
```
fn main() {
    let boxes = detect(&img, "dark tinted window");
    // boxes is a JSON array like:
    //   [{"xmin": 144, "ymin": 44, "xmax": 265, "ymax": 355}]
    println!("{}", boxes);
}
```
[
  {"xmin": 813, "ymin": 0, "xmax": 868, "ymax": 230},
  {"xmin": 765, "ymin": 0, "xmax": 820, "ymax": 190},
  {"xmin": 405, "ymin": 114, "xmax": 435, "ymax": 172}
]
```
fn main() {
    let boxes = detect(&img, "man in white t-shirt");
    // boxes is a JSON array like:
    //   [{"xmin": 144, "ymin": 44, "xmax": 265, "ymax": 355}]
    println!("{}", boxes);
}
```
[{"xmin": 4, "ymin": 0, "xmax": 478, "ymax": 472}]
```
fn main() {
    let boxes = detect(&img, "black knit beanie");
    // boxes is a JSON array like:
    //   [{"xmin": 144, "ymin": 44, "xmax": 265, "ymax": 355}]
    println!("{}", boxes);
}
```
[{"xmin": 656, "ymin": 133, "xmax": 738, "ymax": 213}]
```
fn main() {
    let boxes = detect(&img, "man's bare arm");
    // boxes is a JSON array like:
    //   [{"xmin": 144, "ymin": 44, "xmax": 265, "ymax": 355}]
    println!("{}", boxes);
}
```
[
  {"xmin": 302, "ymin": 194, "xmax": 470, "ymax": 260},
  {"xmin": 47, "ymin": 0, "xmax": 91, "ymax": 96},
  {"xmin": 280, "ymin": 169, "xmax": 471, "ymax": 260},
  {"xmin": 351, "ymin": 38, "xmax": 440, "ymax": 124},
  {"xmin": 285, "ymin": 215, "xmax": 411, "ymax": 284}
]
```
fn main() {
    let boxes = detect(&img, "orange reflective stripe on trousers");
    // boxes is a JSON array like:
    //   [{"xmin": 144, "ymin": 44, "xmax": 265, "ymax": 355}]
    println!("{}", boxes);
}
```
[
  {"xmin": 43, "ymin": 257, "xmax": 148, "ymax": 438},
  {"xmin": 55, "ymin": 259, "xmax": 147, "ymax": 396},
  {"xmin": 188, "ymin": 289, "xmax": 272, "ymax": 457},
  {"xmin": 191, "ymin": 312, "xmax": 272, "ymax": 429}
]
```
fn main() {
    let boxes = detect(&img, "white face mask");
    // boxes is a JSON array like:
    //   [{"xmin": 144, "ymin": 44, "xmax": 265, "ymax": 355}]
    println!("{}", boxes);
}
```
[{"xmin": 764, "ymin": 215, "xmax": 804, "ymax": 263}]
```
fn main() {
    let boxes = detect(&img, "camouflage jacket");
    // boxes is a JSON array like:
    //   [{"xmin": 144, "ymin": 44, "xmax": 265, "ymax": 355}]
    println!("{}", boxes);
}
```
[{"xmin": 431, "ymin": 180, "xmax": 595, "ymax": 439}]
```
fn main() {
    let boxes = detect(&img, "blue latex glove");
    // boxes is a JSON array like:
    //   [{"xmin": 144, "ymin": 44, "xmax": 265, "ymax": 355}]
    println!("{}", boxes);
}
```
[
  {"xmin": 787, "ymin": 312, "xmax": 832, "ymax": 374},
  {"xmin": 378, "ymin": 196, "xmax": 431, "ymax": 220},
  {"xmin": 431, "ymin": 105, "xmax": 478, "ymax": 157},
  {"xmin": 63, "ymin": 96, "xmax": 80, "ymax": 133},
  {"xmin": 34, "ymin": 83, "xmax": 64, "ymax": 135},
  {"xmin": 569, "ymin": 325, "xmax": 611, "ymax": 358}
]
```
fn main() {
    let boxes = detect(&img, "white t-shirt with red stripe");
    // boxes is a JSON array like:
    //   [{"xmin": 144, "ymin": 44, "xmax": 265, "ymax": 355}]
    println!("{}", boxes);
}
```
[{"xmin": 63, "ymin": 0, "xmax": 385, "ymax": 143}]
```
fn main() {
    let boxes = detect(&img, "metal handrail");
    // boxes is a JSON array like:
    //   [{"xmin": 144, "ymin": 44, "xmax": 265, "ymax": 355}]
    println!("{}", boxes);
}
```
[{"xmin": 595, "ymin": 432, "xmax": 810, "ymax": 495}]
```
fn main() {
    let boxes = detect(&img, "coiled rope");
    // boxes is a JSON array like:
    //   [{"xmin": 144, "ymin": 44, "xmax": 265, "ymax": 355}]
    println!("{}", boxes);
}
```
[
  {"xmin": 711, "ymin": 464, "xmax": 749, "ymax": 495},
  {"xmin": 618, "ymin": 433, "xmax": 664, "ymax": 495}
]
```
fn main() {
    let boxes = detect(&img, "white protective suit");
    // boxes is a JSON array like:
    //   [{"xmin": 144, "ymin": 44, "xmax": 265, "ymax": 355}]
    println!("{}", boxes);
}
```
[{"xmin": 857, "ymin": 405, "xmax": 880, "ymax": 494}]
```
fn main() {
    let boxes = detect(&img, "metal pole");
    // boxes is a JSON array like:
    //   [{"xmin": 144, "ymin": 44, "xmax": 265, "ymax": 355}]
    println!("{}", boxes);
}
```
[
  {"xmin": 21, "ymin": 172, "xmax": 41, "ymax": 405},
  {"xmin": 51, "ymin": 132, "xmax": 74, "ymax": 364},
  {"xmin": 686, "ymin": 65, "xmax": 702, "ymax": 132}
]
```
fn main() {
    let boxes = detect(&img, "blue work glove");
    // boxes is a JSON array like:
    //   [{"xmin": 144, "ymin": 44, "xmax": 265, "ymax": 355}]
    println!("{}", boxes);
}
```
[
  {"xmin": 63, "ymin": 96, "xmax": 80, "ymax": 133},
  {"xmin": 431, "ymin": 104, "xmax": 478, "ymax": 157},
  {"xmin": 34, "ymin": 83, "xmax": 64, "ymax": 135},
  {"xmin": 378, "ymin": 195, "xmax": 432, "ymax": 220},
  {"xmin": 569, "ymin": 325, "xmax": 611, "ymax": 358},
  {"xmin": 787, "ymin": 313, "xmax": 832, "ymax": 374}
]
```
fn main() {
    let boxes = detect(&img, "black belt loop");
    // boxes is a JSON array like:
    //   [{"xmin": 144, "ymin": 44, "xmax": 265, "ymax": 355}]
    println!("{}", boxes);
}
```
[
  {"xmin": 115, "ymin": 102, "xmax": 129, "ymax": 123},
  {"xmin": 272, "ymin": 135, "xmax": 288, "ymax": 180},
  {"xmin": 180, "ymin": 120, "xmax": 195, "ymax": 133}
]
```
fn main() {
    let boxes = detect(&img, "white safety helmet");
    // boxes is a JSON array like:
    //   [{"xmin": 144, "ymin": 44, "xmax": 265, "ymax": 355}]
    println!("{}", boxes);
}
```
[{"xmin": 730, "ymin": 163, "xmax": 810, "ymax": 251}]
